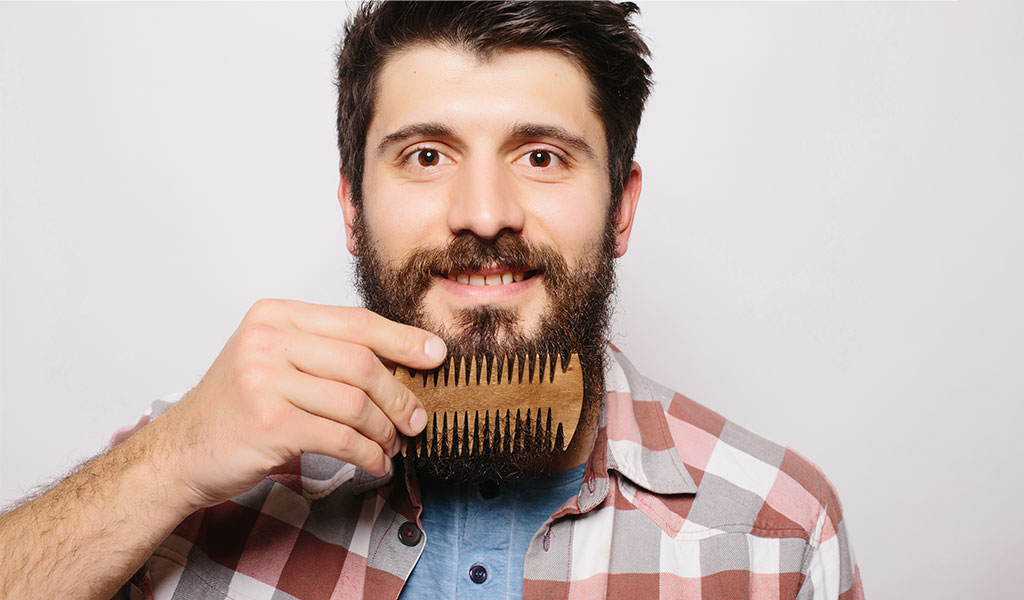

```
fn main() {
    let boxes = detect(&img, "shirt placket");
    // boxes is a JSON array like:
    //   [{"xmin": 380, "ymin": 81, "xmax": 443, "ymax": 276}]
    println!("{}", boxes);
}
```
[
  {"xmin": 362, "ymin": 462, "xmax": 427, "ymax": 600},
  {"xmin": 521, "ymin": 464, "xmax": 612, "ymax": 599}
]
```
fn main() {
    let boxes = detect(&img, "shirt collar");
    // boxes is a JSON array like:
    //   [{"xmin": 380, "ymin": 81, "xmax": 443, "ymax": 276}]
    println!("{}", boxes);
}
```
[{"xmin": 593, "ymin": 344, "xmax": 698, "ymax": 496}]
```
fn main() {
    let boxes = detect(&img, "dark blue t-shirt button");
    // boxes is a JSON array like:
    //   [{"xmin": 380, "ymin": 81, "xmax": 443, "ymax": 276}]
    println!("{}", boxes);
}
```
[
  {"xmin": 469, "ymin": 564, "xmax": 488, "ymax": 584},
  {"xmin": 398, "ymin": 522, "xmax": 421, "ymax": 546}
]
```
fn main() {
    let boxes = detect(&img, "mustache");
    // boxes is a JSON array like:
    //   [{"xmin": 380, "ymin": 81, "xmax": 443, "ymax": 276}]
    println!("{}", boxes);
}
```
[{"xmin": 401, "ymin": 231, "xmax": 568, "ymax": 282}]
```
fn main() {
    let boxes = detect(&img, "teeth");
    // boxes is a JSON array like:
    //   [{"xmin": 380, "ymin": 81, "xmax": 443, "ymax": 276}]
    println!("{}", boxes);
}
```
[{"xmin": 449, "ymin": 271, "xmax": 528, "ymax": 286}]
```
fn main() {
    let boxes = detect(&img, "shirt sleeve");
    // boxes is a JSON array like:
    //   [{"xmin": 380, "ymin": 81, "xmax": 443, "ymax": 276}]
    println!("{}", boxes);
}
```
[
  {"xmin": 795, "ymin": 474, "xmax": 864, "ymax": 600},
  {"xmin": 110, "ymin": 566, "xmax": 154, "ymax": 600}
]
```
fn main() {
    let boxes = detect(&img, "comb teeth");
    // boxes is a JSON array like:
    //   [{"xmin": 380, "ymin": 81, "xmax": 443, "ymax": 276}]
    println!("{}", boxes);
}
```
[
  {"xmin": 404, "ymin": 408, "xmax": 558, "ymax": 459},
  {"xmin": 404, "ymin": 351, "xmax": 570, "ymax": 386},
  {"xmin": 395, "ymin": 352, "xmax": 583, "ymax": 458}
]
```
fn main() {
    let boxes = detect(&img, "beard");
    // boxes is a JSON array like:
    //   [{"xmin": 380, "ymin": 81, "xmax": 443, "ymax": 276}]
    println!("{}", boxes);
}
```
[{"xmin": 352, "ymin": 209, "xmax": 619, "ymax": 482}]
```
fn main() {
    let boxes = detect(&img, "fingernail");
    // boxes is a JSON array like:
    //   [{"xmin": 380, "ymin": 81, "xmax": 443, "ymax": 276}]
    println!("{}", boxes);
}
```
[
  {"xmin": 410, "ymin": 407, "xmax": 427, "ymax": 433},
  {"xmin": 389, "ymin": 436, "xmax": 402, "ymax": 457},
  {"xmin": 424, "ymin": 336, "xmax": 447, "ymax": 362}
]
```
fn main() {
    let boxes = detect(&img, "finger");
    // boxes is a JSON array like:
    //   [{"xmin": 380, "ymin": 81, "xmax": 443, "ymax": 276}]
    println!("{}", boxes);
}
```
[
  {"xmin": 272, "ymin": 301, "xmax": 447, "ymax": 370},
  {"xmin": 273, "ymin": 328, "xmax": 428, "ymax": 437},
  {"xmin": 291, "ymin": 410, "xmax": 392, "ymax": 477},
  {"xmin": 279, "ymin": 369, "xmax": 401, "ymax": 457}
]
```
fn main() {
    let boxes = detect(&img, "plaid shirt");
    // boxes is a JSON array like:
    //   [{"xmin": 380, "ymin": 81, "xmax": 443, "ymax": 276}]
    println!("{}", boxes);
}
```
[{"xmin": 112, "ymin": 345, "xmax": 863, "ymax": 600}]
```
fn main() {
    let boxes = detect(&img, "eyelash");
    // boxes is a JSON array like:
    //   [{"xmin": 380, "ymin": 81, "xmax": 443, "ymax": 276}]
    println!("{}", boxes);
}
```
[
  {"xmin": 400, "ymin": 146, "xmax": 570, "ymax": 170},
  {"xmin": 402, "ymin": 147, "xmax": 445, "ymax": 170}
]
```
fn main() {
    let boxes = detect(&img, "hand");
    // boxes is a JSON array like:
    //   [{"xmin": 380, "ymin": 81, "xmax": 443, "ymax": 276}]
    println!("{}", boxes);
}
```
[{"xmin": 144, "ymin": 299, "xmax": 446, "ymax": 510}]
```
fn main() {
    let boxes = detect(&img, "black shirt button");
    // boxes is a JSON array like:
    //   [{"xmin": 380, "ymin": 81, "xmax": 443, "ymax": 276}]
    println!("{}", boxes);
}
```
[
  {"xmin": 469, "ymin": 564, "xmax": 488, "ymax": 584},
  {"xmin": 479, "ymin": 479, "xmax": 500, "ymax": 499},
  {"xmin": 398, "ymin": 522, "xmax": 421, "ymax": 546}
]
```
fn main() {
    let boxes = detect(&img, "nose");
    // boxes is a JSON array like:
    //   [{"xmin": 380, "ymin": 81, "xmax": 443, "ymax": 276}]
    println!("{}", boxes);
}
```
[{"xmin": 446, "ymin": 158, "xmax": 526, "ymax": 239}]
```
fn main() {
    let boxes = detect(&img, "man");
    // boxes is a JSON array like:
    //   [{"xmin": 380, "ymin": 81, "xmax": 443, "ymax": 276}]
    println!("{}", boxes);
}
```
[{"xmin": 0, "ymin": 2, "xmax": 863, "ymax": 599}]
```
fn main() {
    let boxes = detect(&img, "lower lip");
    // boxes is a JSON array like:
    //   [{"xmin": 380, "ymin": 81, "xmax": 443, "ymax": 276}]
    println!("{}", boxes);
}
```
[{"xmin": 434, "ymin": 273, "xmax": 539, "ymax": 299}]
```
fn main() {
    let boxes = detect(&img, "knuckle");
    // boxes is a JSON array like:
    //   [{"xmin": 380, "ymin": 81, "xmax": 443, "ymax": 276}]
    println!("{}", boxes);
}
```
[
  {"xmin": 362, "ymin": 446, "xmax": 386, "ymax": 473},
  {"xmin": 394, "ymin": 329, "xmax": 419, "ymax": 358},
  {"xmin": 343, "ymin": 307, "xmax": 372, "ymax": 338},
  {"xmin": 236, "ymin": 362, "xmax": 273, "ymax": 395},
  {"xmin": 342, "ymin": 387, "xmax": 369, "ymax": 416},
  {"xmin": 380, "ymin": 422, "xmax": 397, "ymax": 447},
  {"xmin": 335, "ymin": 425, "xmax": 354, "ymax": 451},
  {"xmin": 354, "ymin": 307, "xmax": 375, "ymax": 326},
  {"xmin": 251, "ymin": 400, "xmax": 287, "ymax": 433},
  {"xmin": 393, "ymin": 388, "xmax": 413, "ymax": 415},
  {"xmin": 246, "ymin": 298, "xmax": 281, "ymax": 321},
  {"xmin": 350, "ymin": 347, "xmax": 379, "ymax": 381},
  {"xmin": 237, "ymin": 323, "xmax": 277, "ymax": 353}
]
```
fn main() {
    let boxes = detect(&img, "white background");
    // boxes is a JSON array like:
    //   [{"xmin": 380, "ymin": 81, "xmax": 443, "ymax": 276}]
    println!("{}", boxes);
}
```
[{"xmin": 2, "ymin": 2, "xmax": 1022, "ymax": 597}]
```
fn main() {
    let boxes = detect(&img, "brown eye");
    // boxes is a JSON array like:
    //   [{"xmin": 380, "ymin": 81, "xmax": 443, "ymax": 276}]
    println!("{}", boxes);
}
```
[
  {"xmin": 417, "ymin": 149, "xmax": 439, "ymax": 167},
  {"xmin": 529, "ymin": 150, "xmax": 551, "ymax": 168}
]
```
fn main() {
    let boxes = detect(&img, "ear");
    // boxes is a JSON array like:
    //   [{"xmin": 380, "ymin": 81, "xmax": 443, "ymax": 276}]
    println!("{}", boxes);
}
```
[
  {"xmin": 613, "ymin": 161, "xmax": 642, "ymax": 258},
  {"xmin": 338, "ymin": 171, "xmax": 360, "ymax": 255}
]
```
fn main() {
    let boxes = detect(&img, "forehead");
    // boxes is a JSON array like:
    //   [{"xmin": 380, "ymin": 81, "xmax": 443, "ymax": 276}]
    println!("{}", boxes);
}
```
[{"xmin": 367, "ymin": 44, "xmax": 606, "ymax": 157}]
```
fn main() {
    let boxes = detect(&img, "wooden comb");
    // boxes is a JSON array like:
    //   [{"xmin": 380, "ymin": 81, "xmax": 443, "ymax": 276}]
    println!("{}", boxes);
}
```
[{"xmin": 394, "ymin": 351, "xmax": 584, "ymax": 458}]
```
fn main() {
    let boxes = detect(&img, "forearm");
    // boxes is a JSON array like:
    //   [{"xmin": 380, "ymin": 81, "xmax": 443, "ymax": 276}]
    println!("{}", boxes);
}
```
[{"xmin": 0, "ymin": 427, "xmax": 199, "ymax": 600}]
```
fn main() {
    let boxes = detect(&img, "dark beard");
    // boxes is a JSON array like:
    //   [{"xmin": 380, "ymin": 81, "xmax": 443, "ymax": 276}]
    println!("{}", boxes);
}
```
[{"xmin": 352, "ymin": 214, "xmax": 618, "ymax": 482}]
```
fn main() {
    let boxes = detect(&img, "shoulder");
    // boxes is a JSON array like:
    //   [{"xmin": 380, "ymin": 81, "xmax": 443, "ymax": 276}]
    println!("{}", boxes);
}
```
[{"xmin": 611, "ymin": 349, "xmax": 848, "ymax": 543}]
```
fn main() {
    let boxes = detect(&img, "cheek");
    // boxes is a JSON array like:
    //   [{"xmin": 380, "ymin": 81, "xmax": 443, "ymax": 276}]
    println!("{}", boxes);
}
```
[
  {"xmin": 363, "ymin": 180, "xmax": 450, "ymax": 251},
  {"xmin": 524, "ymin": 187, "xmax": 607, "ymax": 261}
]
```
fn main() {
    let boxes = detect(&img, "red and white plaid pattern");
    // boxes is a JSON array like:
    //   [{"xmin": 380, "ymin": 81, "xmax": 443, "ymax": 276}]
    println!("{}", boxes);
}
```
[{"xmin": 112, "ymin": 345, "xmax": 863, "ymax": 599}]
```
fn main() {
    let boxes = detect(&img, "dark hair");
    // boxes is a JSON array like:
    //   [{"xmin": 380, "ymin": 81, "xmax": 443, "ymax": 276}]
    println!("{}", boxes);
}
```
[{"xmin": 335, "ymin": 0, "xmax": 653, "ymax": 212}]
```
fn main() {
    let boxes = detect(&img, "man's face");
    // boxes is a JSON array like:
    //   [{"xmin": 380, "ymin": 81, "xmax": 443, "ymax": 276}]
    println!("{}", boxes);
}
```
[{"xmin": 339, "ymin": 45, "xmax": 640, "ymax": 478}]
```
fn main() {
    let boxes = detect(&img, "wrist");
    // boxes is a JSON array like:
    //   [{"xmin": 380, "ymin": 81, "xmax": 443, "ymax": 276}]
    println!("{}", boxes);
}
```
[{"xmin": 113, "ymin": 418, "xmax": 209, "ymax": 521}]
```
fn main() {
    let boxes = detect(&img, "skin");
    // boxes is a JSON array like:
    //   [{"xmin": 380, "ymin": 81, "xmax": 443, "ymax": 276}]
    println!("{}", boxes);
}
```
[
  {"xmin": 0, "ymin": 301, "xmax": 446, "ymax": 600},
  {"xmin": 342, "ymin": 45, "xmax": 641, "ymax": 340},
  {"xmin": 0, "ymin": 45, "xmax": 642, "ymax": 600},
  {"xmin": 340, "ymin": 45, "xmax": 642, "ymax": 472}
]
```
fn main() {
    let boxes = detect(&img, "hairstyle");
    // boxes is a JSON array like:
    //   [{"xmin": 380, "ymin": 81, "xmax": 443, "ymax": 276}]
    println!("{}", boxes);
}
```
[{"xmin": 334, "ymin": 0, "xmax": 653, "ymax": 212}]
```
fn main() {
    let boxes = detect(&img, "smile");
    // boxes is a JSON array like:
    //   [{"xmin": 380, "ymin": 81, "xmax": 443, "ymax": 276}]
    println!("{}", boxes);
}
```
[
  {"xmin": 432, "ymin": 265, "xmax": 541, "ymax": 299},
  {"xmin": 441, "ymin": 269, "xmax": 538, "ymax": 286}
]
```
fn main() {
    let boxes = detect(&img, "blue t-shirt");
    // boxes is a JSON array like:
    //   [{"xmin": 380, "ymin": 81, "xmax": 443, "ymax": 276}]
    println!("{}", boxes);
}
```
[{"xmin": 399, "ymin": 463, "xmax": 586, "ymax": 599}]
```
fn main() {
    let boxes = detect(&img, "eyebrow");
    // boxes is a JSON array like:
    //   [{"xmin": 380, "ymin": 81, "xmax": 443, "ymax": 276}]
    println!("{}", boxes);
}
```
[
  {"xmin": 375, "ymin": 122, "xmax": 454, "ymax": 157},
  {"xmin": 509, "ymin": 122, "xmax": 596, "ymax": 159},
  {"xmin": 373, "ymin": 121, "xmax": 597, "ymax": 159}
]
